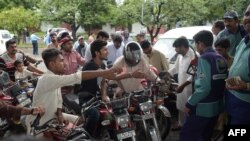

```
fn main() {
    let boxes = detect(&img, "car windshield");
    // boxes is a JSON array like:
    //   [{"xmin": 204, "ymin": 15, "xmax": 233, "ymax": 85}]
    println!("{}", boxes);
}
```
[
  {"xmin": 2, "ymin": 33, "xmax": 11, "ymax": 39},
  {"xmin": 153, "ymin": 38, "xmax": 195, "ymax": 63},
  {"xmin": 153, "ymin": 38, "xmax": 177, "ymax": 60}
]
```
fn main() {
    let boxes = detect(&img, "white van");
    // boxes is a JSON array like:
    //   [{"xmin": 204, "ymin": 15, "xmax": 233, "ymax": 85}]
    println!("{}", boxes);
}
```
[
  {"xmin": 0, "ymin": 30, "xmax": 12, "ymax": 55},
  {"xmin": 153, "ymin": 26, "xmax": 212, "ymax": 68}
]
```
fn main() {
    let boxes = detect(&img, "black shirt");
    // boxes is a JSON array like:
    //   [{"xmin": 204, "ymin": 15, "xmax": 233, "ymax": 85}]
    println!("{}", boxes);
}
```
[{"xmin": 79, "ymin": 60, "xmax": 100, "ymax": 95}]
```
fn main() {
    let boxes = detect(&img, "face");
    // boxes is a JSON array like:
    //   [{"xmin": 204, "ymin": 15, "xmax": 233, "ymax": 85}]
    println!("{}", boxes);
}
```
[
  {"xmin": 175, "ymin": 46, "xmax": 186, "ymax": 55},
  {"xmin": 51, "ymin": 54, "xmax": 65, "ymax": 75},
  {"xmin": 96, "ymin": 46, "xmax": 108, "ymax": 60},
  {"xmin": 51, "ymin": 35, "xmax": 57, "ymax": 43},
  {"xmin": 224, "ymin": 18, "xmax": 238, "ymax": 32},
  {"xmin": 114, "ymin": 41, "xmax": 121, "ymax": 48},
  {"xmin": 212, "ymin": 26, "xmax": 221, "ymax": 36},
  {"xmin": 7, "ymin": 43, "xmax": 17, "ymax": 54},
  {"xmin": 62, "ymin": 41, "xmax": 73, "ymax": 52},
  {"xmin": 136, "ymin": 36, "xmax": 144, "ymax": 43},
  {"xmin": 195, "ymin": 42, "xmax": 203, "ymax": 54},
  {"xmin": 79, "ymin": 38, "xmax": 84, "ymax": 45},
  {"xmin": 243, "ymin": 6, "xmax": 250, "ymax": 33},
  {"xmin": 99, "ymin": 37, "xmax": 109, "ymax": 42},
  {"xmin": 143, "ymin": 47, "xmax": 152, "ymax": 55},
  {"xmin": 16, "ymin": 63, "xmax": 24, "ymax": 72},
  {"xmin": 215, "ymin": 47, "xmax": 227, "ymax": 57}
]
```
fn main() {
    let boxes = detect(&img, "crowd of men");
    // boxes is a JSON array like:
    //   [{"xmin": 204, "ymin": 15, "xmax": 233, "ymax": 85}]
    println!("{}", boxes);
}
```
[{"xmin": 0, "ymin": 4, "xmax": 250, "ymax": 141}]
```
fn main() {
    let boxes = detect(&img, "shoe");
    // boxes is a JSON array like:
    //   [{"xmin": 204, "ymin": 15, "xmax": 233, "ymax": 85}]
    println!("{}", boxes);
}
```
[{"xmin": 171, "ymin": 126, "xmax": 181, "ymax": 131}]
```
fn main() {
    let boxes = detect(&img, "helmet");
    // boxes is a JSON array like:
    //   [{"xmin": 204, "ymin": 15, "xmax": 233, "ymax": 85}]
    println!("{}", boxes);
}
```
[
  {"xmin": 123, "ymin": 41, "xmax": 142, "ymax": 66},
  {"xmin": 59, "ymin": 37, "xmax": 73, "ymax": 48},
  {"xmin": 57, "ymin": 30, "xmax": 70, "ymax": 42}
]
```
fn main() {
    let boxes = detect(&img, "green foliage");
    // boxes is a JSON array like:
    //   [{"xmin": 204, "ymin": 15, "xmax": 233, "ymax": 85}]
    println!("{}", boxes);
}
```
[
  {"xmin": 0, "ymin": 7, "xmax": 40, "ymax": 34},
  {"xmin": 0, "ymin": 0, "xmax": 39, "ymax": 11}
]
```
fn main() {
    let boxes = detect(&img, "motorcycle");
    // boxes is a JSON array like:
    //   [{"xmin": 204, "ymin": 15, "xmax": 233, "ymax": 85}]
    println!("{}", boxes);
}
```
[
  {"xmin": 30, "ymin": 115, "xmax": 92, "ymax": 141},
  {"xmin": 82, "ymin": 95, "xmax": 136, "ymax": 141}
]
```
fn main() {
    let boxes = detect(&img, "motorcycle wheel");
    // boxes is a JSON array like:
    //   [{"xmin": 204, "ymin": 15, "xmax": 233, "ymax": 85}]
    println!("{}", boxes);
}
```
[
  {"xmin": 156, "ymin": 108, "xmax": 171, "ymax": 140},
  {"xmin": 99, "ymin": 128, "xmax": 111, "ymax": 141}
]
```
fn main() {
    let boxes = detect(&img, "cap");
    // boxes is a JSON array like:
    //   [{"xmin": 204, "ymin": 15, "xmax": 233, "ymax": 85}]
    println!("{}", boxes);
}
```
[
  {"xmin": 78, "ymin": 36, "xmax": 84, "ymax": 40},
  {"xmin": 224, "ymin": 10, "xmax": 239, "ymax": 19},
  {"xmin": 136, "ymin": 33, "xmax": 145, "ymax": 37},
  {"xmin": 59, "ymin": 37, "xmax": 73, "ymax": 45}
]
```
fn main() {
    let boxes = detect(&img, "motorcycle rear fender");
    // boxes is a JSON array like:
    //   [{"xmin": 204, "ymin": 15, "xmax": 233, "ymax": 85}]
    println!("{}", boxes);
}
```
[{"xmin": 157, "ymin": 105, "xmax": 171, "ymax": 117}]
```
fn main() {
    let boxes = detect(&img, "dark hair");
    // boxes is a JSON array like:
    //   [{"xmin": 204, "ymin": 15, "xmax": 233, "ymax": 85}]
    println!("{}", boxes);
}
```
[
  {"xmin": 50, "ymin": 32, "xmax": 57, "ymax": 37},
  {"xmin": 6, "ymin": 39, "xmax": 16, "ymax": 49},
  {"xmin": 214, "ymin": 38, "xmax": 230, "ymax": 49},
  {"xmin": 140, "ymin": 40, "xmax": 151, "ymax": 49},
  {"xmin": 90, "ymin": 39, "xmax": 108, "ymax": 58},
  {"xmin": 173, "ymin": 36, "xmax": 189, "ymax": 48},
  {"xmin": 113, "ymin": 34, "xmax": 123, "ymax": 43},
  {"xmin": 193, "ymin": 30, "xmax": 214, "ymax": 47},
  {"xmin": 14, "ymin": 60, "xmax": 23, "ymax": 67},
  {"xmin": 213, "ymin": 20, "xmax": 225, "ymax": 31},
  {"xmin": 96, "ymin": 31, "xmax": 109, "ymax": 39},
  {"xmin": 42, "ymin": 48, "xmax": 62, "ymax": 69}
]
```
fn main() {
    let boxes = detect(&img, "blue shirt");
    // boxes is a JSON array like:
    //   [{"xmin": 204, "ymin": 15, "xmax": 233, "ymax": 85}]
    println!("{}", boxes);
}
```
[{"xmin": 30, "ymin": 34, "xmax": 40, "ymax": 41}]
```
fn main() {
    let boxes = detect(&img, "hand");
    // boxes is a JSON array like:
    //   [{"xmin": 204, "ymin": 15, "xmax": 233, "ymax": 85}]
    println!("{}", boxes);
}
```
[
  {"xmin": 58, "ymin": 115, "xmax": 69, "ymax": 125},
  {"xmin": 31, "ymin": 106, "xmax": 45, "ymax": 116},
  {"xmin": 132, "ymin": 69, "xmax": 145, "ymax": 78},
  {"xmin": 102, "ymin": 95, "xmax": 110, "ymax": 103},
  {"xmin": 110, "ymin": 66, "xmax": 123, "ymax": 74},
  {"xmin": 227, "ymin": 80, "xmax": 247, "ymax": 90},
  {"xmin": 184, "ymin": 107, "xmax": 190, "ymax": 117}
]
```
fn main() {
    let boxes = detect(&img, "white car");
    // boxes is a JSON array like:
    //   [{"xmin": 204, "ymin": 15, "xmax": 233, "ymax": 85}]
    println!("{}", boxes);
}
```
[
  {"xmin": 0, "ymin": 30, "xmax": 12, "ymax": 55},
  {"xmin": 153, "ymin": 26, "xmax": 213, "ymax": 68}
]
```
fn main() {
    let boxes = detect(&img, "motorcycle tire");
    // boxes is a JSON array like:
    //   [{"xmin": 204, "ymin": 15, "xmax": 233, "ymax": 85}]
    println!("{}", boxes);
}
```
[{"xmin": 156, "ymin": 108, "xmax": 171, "ymax": 140}]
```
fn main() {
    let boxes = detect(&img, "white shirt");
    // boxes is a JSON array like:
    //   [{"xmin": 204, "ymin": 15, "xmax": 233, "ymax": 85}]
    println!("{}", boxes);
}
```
[
  {"xmin": 168, "ymin": 48, "xmax": 196, "ymax": 111},
  {"xmin": 113, "ymin": 56, "xmax": 156, "ymax": 93},
  {"xmin": 25, "ymin": 70, "xmax": 82, "ymax": 130},
  {"xmin": 107, "ymin": 43, "xmax": 124, "ymax": 64},
  {"xmin": 84, "ymin": 45, "xmax": 92, "ymax": 62},
  {"xmin": 15, "ymin": 69, "xmax": 33, "ymax": 80}
]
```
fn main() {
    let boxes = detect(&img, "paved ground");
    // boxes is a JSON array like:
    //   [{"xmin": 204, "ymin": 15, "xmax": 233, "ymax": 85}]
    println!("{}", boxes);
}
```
[{"xmin": 22, "ymin": 47, "xmax": 181, "ymax": 141}]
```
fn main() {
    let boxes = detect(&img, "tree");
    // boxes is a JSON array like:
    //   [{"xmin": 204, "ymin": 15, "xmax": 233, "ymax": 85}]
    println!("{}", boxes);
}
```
[
  {"xmin": 0, "ymin": 7, "xmax": 40, "ymax": 43},
  {"xmin": 0, "ymin": 0, "xmax": 40, "ymax": 11},
  {"xmin": 39, "ymin": 0, "xmax": 116, "ymax": 40}
]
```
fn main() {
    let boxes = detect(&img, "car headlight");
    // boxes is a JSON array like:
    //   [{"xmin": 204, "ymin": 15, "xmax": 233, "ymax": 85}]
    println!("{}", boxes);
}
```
[
  {"xmin": 139, "ymin": 100, "xmax": 153, "ymax": 112},
  {"xmin": 16, "ymin": 94, "xmax": 27, "ymax": 103},
  {"xmin": 116, "ymin": 115, "xmax": 129, "ymax": 128}
]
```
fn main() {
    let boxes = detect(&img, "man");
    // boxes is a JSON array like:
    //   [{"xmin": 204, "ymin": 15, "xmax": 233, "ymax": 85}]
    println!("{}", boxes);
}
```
[
  {"xmin": 79, "ymin": 40, "xmax": 109, "ymax": 136},
  {"xmin": 30, "ymin": 32, "xmax": 41, "ymax": 55},
  {"xmin": 47, "ymin": 32, "xmax": 59, "ymax": 49},
  {"xmin": 44, "ymin": 29, "xmax": 52, "ymax": 46},
  {"xmin": 225, "ymin": 5, "xmax": 250, "ymax": 125},
  {"xmin": 212, "ymin": 20, "xmax": 225, "ymax": 36},
  {"xmin": 214, "ymin": 38, "xmax": 233, "ymax": 68},
  {"xmin": 217, "ymin": 10, "xmax": 246, "ymax": 57},
  {"xmin": 113, "ymin": 41, "xmax": 157, "ymax": 93},
  {"xmin": 168, "ymin": 37, "xmax": 195, "ymax": 131},
  {"xmin": 107, "ymin": 34, "xmax": 124, "ymax": 65},
  {"xmin": 74, "ymin": 36, "xmax": 88, "ymax": 57},
  {"xmin": 85, "ymin": 30, "xmax": 109, "ymax": 62},
  {"xmin": 136, "ymin": 33, "xmax": 145, "ymax": 44},
  {"xmin": 60, "ymin": 37, "xmax": 85, "ymax": 95},
  {"xmin": 25, "ymin": 48, "xmax": 121, "ymax": 134},
  {"xmin": 122, "ymin": 30, "xmax": 133, "ymax": 45},
  {"xmin": 0, "ymin": 39, "xmax": 43, "ymax": 81},
  {"xmin": 140, "ymin": 40, "xmax": 169, "ymax": 72},
  {"xmin": 180, "ymin": 30, "xmax": 228, "ymax": 141}
]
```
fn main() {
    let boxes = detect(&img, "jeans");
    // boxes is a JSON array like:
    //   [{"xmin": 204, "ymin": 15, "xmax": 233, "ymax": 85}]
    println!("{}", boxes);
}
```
[
  {"xmin": 32, "ymin": 40, "xmax": 38, "ymax": 55},
  {"xmin": 79, "ymin": 96, "xmax": 100, "ymax": 136}
]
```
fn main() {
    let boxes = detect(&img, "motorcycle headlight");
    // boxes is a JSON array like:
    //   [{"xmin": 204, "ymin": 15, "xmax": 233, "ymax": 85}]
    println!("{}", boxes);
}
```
[
  {"xmin": 139, "ymin": 100, "xmax": 153, "ymax": 112},
  {"xmin": 116, "ymin": 115, "xmax": 129, "ymax": 128},
  {"xmin": 16, "ymin": 94, "xmax": 27, "ymax": 102}
]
